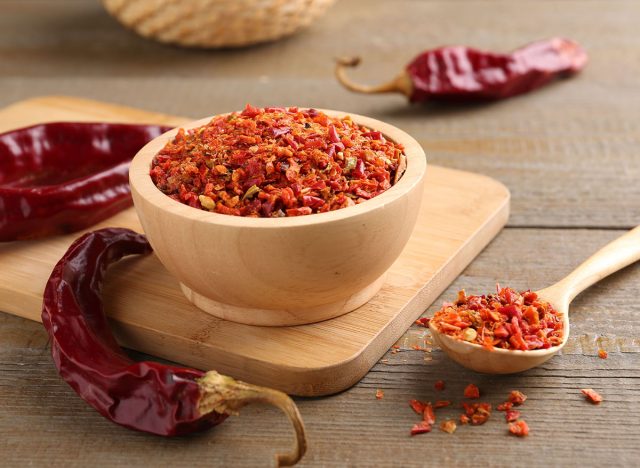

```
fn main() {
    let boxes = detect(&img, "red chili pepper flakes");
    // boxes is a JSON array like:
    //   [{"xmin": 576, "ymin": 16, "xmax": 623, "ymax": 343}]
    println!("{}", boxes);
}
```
[
  {"xmin": 151, "ymin": 105, "xmax": 406, "ymax": 218},
  {"xmin": 423, "ymin": 403, "xmax": 436, "ymax": 425},
  {"xmin": 598, "ymin": 349, "xmax": 608, "ymax": 359},
  {"xmin": 440, "ymin": 420, "xmax": 457, "ymax": 434},
  {"xmin": 496, "ymin": 401, "xmax": 513, "ymax": 412},
  {"xmin": 415, "ymin": 317, "xmax": 430, "ymax": 327},
  {"xmin": 429, "ymin": 287, "xmax": 564, "ymax": 351},
  {"xmin": 505, "ymin": 410, "xmax": 521, "ymax": 422},
  {"xmin": 375, "ymin": 389, "xmax": 384, "ymax": 400},
  {"xmin": 508, "ymin": 420, "xmax": 530, "ymax": 437},
  {"xmin": 410, "ymin": 421, "xmax": 432, "ymax": 436},
  {"xmin": 464, "ymin": 384, "xmax": 480, "ymax": 399},
  {"xmin": 508, "ymin": 390, "xmax": 527, "ymax": 406},
  {"xmin": 434, "ymin": 400, "xmax": 452, "ymax": 409},
  {"xmin": 434, "ymin": 380, "xmax": 445, "ymax": 392},
  {"xmin": 462, "ymin": 402, "xmax": 492, "ymax": 425},
  {"xmin": 459, "ymin": 414, "xmax": 470, "ymax": 425},
  {"xmin": 409, "ymin": 399, "xmax": 427, "ymax": 415},
  {"xmin": 581, "ymin": 388, "xmax": 603, "ymax": 404}
]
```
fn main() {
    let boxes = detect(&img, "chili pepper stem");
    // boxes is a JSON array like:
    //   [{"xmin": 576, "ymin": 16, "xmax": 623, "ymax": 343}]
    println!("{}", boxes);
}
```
[
  {"xmin": 197, "ymin": 371, "xmax": 307, "ymax": 467},
  {"xmin": 335, "ymin": 57, "xmax": 413, "ymax": 97}
]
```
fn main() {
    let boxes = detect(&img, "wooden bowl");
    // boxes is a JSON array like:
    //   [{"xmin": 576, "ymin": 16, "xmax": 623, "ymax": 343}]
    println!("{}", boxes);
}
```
[
  {"xmin": 129, "ymin": 111, "xmax": 426, "ymax": 326},
  {"xmin": 102, "ymin": 0, "xmax": 336, "ymax": 48}
]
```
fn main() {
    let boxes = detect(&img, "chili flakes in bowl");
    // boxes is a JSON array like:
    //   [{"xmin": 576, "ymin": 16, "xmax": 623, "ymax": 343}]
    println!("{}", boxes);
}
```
[{"xmin": 150, "ymin": 105, "xmax": 406, "ymax": 218}]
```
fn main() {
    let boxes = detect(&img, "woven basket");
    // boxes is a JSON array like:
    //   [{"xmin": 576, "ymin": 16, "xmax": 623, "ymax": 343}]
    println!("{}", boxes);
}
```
[{"xmin": 102, "ymin": 0, "xmax": 336, "ymax": 48}]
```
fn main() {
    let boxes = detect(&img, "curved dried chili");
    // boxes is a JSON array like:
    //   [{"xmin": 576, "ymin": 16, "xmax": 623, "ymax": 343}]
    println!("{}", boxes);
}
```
[
  {"xmin": 336, "ymin": 38, "xmax": 587, "ymax": 103},
  {"xmin": 0, "ymin": 122, "xmax": 171, "ymax": 241},
  {"xmin": 42, "ymin": 228, "xmax": 306, "ymax": 466}
]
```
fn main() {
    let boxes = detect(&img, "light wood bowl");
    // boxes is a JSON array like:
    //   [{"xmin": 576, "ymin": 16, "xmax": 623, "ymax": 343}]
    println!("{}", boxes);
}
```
[
  {"xmin": 129, "ymin": 110, "xmax": 427, "ymax": 326},
  {"xmin": 102, "ymin": 0, "xmax": 336, "ymax": 48}
]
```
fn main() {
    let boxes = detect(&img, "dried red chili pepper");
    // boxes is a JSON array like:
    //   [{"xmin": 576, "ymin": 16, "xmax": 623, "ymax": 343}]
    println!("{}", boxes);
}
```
[
  {"xmin": 0, "ymin": 122, "xmax": 171, "ymax": 241},
  {"xmin": 41, "ymin": 228, "xmax": 306, "ymax": 466},
  {"xmin": 336, "ymin": 38, "xmax": 587, "ymax": 103},
  {"xmin": 598, "ymin": 349, "xmax": 608, "ymax": 359}
]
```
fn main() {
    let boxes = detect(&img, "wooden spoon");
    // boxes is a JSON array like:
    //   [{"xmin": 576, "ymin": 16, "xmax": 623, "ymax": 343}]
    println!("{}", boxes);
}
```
[{"xmin": 429, "ymin": 225, "xmax": 640, "ymax": 374}]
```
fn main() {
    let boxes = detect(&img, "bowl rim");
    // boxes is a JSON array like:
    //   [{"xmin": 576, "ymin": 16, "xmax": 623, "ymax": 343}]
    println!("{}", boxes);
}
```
[{"xmin": 129, "ymin": 109, "xmax": 427, "ymax": 229}]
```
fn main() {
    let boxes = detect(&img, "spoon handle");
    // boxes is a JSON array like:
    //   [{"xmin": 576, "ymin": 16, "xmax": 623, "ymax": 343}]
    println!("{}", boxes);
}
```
[{"xmin": 543, "ymin": 225, "xmax": 640, "ymax": 306}]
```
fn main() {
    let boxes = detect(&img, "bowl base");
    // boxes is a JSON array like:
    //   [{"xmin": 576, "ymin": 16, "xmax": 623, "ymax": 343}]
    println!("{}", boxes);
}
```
[{"xmin": 179, "ymin": 274, "xmax": 386, "ymax": 326}]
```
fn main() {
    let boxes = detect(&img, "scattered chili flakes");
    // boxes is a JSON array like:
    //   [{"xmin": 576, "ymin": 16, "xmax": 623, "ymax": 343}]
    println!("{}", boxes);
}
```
[
  {"xmin": 464, "ymin": 383, "xmax": 480, "ymax": 399},
  {"xmin": 434, "ymin": 380, "xmax": 445, "ymax": 391},
  {"xmin": 434, "ymin": 400, "xmax": 452, "ymax": 409},
  {"xmin": 151, "ymin": 105, "xmax": 406, "ymax": 218},
  {"xmin": 505, "ymin": 409, "xmax": 521, "ymax": 422},
  {"xmin": 459, "ymin": 414, "xmax": 470, "ymax": 425},
  {"xmin": 496, "ymin": 401, "xmax": 513, "ymax": 412},
  {"xmin": 508, "ymin": 420, "xmax": 530, "ymax": 437},
  {"xmin": 423, "ymin": 402, "xmax": 436, "ymax": 425},
  {"xmin": 375, "ymin": 389, "xmax": 384, "ymax": 400},
  {"xmin": 440, "ymin": 420, "xmax": 457, "ymax": 434},
  {"xmin": 409, "ymin": 399, "xmax": 427, "ymax": 415},
  {"xmin": 411, "ymin": 421, "xmax": 432, "ymax": 436},
  {"xmin": 598, "ymin": 349, "xmax": 608, "ymax": 359},
  {"xmin": 429, "ymin": 287, "xmax": 564, "ymax": 351},
  {"xmin": 462, "ymin": 402, "xmax": 491, "ymax": 425},
  {"xmin": 415, "ymin": 317, "xmax": 430, "ymax": 327},
  {"xmin": 508, "ymin": 390, "xmax": 527, "ymax": 406},
  {"xmin": 581, "ymin": 388, "xmax": 603, "ymax": 404}
]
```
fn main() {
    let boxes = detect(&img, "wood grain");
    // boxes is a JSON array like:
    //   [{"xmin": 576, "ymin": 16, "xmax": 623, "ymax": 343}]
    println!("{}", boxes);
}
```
[
  {"xmin": 1, "ymin": 229, "xmax": 638, "ymax": 467},
  {"xmin": 0, "ymin": 0, "xmax": 638, "ymax": 228},
  {"xmin": 0, "ymin": 96, "xmax": 508, "ymax": 396},
  {"xmin": 1, "ymin": 0, "xmax": 639, "ymax": 466}
]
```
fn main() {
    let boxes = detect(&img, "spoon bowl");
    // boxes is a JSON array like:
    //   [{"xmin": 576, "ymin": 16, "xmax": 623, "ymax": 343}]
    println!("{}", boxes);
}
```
[{"xmin": 429, "ymin": 225, "xmax": 640, "ymax": 374}]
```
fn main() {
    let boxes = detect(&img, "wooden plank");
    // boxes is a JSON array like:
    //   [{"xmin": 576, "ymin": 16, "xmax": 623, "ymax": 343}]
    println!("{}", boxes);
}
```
[
  {"xmin": 2, "ymin": 0, "xmax": 638, "ymax": 228},
  {"xmin": 0, "ymin": 96, "xmax": 508, "ymax": 396},
  {"xmin": 1, "ymin": 228, "xmax": 638, "ymax": 467},
  {"xmin": 1, "ymin": 0, "xmax": 639, "ymax": 465}
]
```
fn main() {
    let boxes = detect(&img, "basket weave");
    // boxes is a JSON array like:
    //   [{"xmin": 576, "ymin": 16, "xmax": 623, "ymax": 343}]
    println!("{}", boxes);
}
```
[{"xmin": 102, "ymin": 0, "xmax": 336, "ymax": 48}]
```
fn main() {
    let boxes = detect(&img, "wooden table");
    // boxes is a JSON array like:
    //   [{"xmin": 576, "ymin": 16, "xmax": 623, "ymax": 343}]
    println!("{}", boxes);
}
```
[{"xmin": 1, "ymin": 0, "xmax": 639, "ymax": 466}]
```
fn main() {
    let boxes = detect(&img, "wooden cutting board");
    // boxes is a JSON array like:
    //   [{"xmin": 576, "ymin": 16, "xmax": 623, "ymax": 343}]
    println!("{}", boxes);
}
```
[{"xmin": 0, "ymin": 96, "xmax": 510, "ymax": 396}]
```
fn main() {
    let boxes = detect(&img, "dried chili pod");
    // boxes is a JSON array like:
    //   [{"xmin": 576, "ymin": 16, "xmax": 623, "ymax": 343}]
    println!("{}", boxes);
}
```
[
  {"xmin": 0, "ymin": 122, "xmax": 172, "ymax": 241},
  {"xmin": 41, "ymin": 228, "xmax": 306, "ymax": 466},
  {"xmin": 336, "ymin": 38, "xmax": 587, "ymax": 103}
]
